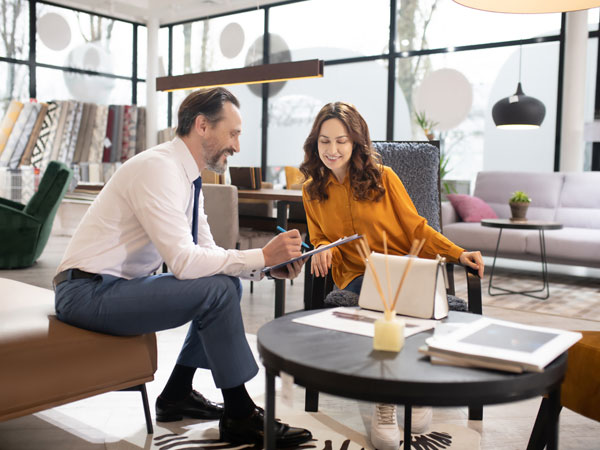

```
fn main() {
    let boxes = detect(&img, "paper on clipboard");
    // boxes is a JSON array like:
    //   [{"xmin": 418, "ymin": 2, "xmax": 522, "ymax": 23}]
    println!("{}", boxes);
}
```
[{"xmin": 262, "ymin": 234, "xmax": 363, "ymax": 272}]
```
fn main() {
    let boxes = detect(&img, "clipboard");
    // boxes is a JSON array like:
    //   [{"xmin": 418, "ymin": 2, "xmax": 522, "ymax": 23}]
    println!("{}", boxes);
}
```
[{"xmin": 262, "ymin": 234, "xmax": 363, "ymax": 272}]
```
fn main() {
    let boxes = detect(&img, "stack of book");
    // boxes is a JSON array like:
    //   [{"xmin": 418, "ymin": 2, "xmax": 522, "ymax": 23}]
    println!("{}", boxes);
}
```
[{"xmin": 419, "ymin": 317, "xmax": 582, "ymax": 373}]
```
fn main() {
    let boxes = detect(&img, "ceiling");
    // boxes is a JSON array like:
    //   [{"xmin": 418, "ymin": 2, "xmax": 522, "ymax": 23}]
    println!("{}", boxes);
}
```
[{"xmin": 49, "ymin": 0, "xmax": 287, "ymax": 25}]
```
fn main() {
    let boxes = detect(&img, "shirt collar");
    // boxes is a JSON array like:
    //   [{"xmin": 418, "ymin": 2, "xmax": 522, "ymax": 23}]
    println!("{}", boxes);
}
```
[{"xmin": 172, "ymin": 136, "xmax": 201, "ymax": 184}]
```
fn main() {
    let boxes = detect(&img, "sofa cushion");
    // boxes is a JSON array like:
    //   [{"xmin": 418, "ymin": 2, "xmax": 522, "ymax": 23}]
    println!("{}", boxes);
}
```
[
  {"xmin": 446, "ymin": 194, "xmax": 497, "ymax": 222},
  {"xmin": 443, "ymin": 222, "xmax": 536, "ymax": 254},
  {"xmin": 526, "ymin": 227, "xmax": 600, "ymax": 266},
  {"xmin": 556, "ymin": 173, "xmax": 600, "ymax": 229},
  {"xmin": 473, "ymin": 171, "xmax": 563, "ymax": 221}
]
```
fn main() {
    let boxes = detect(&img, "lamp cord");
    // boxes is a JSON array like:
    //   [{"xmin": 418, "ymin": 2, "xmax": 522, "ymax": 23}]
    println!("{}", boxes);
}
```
[{"xmin": 518, "ymin": 44, "xmax": 522, "ymax": 83}]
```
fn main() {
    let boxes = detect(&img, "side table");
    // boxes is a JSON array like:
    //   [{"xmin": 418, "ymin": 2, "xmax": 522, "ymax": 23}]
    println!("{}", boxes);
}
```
[
  {"xmin": 257, "ymin": 310, "xmax": 567, "ymax": 450},
  {"xmin": 481, "ymin": 218, "xmax": 563, "ymax": 300}
]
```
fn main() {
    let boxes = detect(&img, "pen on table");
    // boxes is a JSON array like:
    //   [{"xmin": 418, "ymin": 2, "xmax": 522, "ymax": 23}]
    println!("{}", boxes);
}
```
[{"xmin": 276, "ymin": 225, "xmax": 310, "ymax": 249}]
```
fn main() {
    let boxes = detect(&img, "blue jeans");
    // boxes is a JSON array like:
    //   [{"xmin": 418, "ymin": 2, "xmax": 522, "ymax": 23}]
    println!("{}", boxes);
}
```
[
  {"xmin": 54, "ymin": 271, "xmax": 258, "ymax": 389},
  {"xmin": 338, "ymin": 275, "xmax": 364, "ymax": 294}
]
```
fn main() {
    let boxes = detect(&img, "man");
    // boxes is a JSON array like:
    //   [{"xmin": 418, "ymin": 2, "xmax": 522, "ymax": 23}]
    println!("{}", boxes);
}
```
[{"xmin": 54, "ymin": 87, "xmax": 312, "ymax": 447}]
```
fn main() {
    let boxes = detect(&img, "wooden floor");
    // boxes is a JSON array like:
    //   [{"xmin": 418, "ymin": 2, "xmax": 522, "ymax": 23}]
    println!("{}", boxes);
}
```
[{"xmin": 1, "ymin": 233, "xmax": 599, "ymax": 449}]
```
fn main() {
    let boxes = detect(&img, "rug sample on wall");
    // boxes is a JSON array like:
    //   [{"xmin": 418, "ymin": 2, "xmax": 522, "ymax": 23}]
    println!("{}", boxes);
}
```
[{"xmin": 454, "ymin": 268, "xmax": 600, "ymax": 321}]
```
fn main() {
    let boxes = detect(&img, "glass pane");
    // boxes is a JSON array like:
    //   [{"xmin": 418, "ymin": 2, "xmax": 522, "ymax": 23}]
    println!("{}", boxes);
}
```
[
  {"xmin": 37, "ymin": 67, "xmax": 133, "ymax": 104},
  {"xmin": 137, "ymin": 81, "xmax": 146, "ymax": 106},
  {"xmin": 0, "ymin": 61, "xmax": 29, "ymax": 117},
  {"xmin": 270, "ymin": 0, "xmax": 390, "ymax": 59},
  {"xmin": 397, "ymin": 0, "xmax": 561, "ymax": 52},
  {"xmin": 266, "ymin": 60, "xmax": 388, "ymax": 178},
  {"xmin": 584, "ymin": 37, "xmax": 598, "ymax": 171},
  {"xmin": 0, "ymin": 0, "xmax": 29, "ymax": 59},
  {"xmin": 395, "ymin": 42, "xmax": 559, "ymax": 185},
  {"xmin": 36, "ymin": 3, "xmax": 133, "ymax": 77},
  {"xmin": 158, "ymin": 26, "xmax": 169, "ymax": 76},
  {"xmin": 137, "ymin": 25, "xmax": 147, "ymax": 79},
  {"xmin": 588, "ymin": 7, "xmax": 599, "ymax": 29},
  {"xmin": 171, "ymin": 9, "xmax": 264, "ymax": 75}
]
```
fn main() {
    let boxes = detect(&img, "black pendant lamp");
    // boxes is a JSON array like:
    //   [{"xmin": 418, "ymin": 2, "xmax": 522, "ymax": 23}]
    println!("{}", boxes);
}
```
[{"xmin": 492, "ymin": 46, "xmax": 546, "ymax": 129}]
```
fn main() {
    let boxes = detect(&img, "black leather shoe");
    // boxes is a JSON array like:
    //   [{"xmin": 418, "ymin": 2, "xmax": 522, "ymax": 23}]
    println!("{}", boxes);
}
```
[
  {"xmin": 219, "ymin": 406, "xmax": 312, "ymax": 448},
  {"xmin": 156, "ymin": 390, "xmax": 224, "ymax": 422}
]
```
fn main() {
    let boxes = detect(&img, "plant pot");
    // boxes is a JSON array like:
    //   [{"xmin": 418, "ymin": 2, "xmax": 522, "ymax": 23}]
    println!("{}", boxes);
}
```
[{"xmin": 509, "ymin": 202, "xmax": 529, "ymax": 220}]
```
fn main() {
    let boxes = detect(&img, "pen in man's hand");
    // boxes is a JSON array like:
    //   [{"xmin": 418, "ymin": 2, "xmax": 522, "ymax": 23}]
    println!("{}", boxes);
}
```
[{"xmin": 276, "ymin": 225, "xmax": 310, "ymax": 249}]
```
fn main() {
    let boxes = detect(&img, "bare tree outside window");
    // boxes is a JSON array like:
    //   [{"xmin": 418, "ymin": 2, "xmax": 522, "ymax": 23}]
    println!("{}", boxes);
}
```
[{"xmin": 0, "ymin": 0, "xmax": 27, "ymax": 115}]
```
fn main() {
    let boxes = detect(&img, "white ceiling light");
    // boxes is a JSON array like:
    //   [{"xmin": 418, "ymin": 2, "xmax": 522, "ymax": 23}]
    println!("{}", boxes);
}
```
[{"xmin": 452, "ymin": 0, "xmax": 600, "ymax": 14}]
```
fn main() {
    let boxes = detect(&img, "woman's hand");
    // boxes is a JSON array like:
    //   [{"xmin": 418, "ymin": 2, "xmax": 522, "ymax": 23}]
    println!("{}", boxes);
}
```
[
  {"xmin": 311, "ymin": 248, "xmax": 332, "ymax": 277},
  {"xmin": 459, "ymin": 251, "xmax": 485, "ymax": 278}
]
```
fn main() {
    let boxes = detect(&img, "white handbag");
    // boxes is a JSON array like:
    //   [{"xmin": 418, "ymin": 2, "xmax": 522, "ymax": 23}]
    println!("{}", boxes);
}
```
[{"xmin": 358, "ymin": 252, "xmax": 449, "ymax": 319}]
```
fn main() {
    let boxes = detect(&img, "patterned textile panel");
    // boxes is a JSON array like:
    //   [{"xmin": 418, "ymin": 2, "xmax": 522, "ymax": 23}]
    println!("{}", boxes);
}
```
[
  {"xmin": 135, "ymin": 107, "xmax": 146, "ymax": 154},
  {"xmin": 20, "ymin": 103, "xmax": 48, "ymax": 167},
  {"xmin": 103, "ymin": 105, "xmax": 116, "ymax": 162},
  {"xmin": 49, "ymin": 101, "xmax": 71, "ymax": 164},
  {"xmin": 1, "ymin": 103, "xmax": 36, "ymax": 167},
  {"xmin": 120, "ymin": 105, "xmax": 132, "ymax": 162},
  {"xmin": 36, "ymin": 101, "xmax": 62, "ymax": 170},
  {"xmin": 8, "ymin": 103, "xmax": 42, "ymax": 169},
  {"xmin": 72, "ymin": 103, "xmax": 92, "ymax": 163},
  {"xmin": 59, "ymin": 101, "xmax": 83, "ymax": 165},
  {"xmin": 78, "ymin": 104, "xmax": 97, "ymax": 163},
  {"xmin": 110, "ymin": 105, "xmax": 124, "ymax": 162},
  {"xmin": 89, "ymin": 105, "xmax": 108, "ymax": 164},
  {"xmin": 122, "ymin": 105, "xmax": 137, "ymax": 162},
  {"xmin": 0, "ymin": 100, "xmax": 24, "ymax": 157}
]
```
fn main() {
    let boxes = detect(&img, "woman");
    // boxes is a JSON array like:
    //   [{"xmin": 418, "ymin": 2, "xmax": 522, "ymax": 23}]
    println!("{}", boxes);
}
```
[{"xmin": 300, "ymin": 102, "xmax": 484, "ymax": 449}]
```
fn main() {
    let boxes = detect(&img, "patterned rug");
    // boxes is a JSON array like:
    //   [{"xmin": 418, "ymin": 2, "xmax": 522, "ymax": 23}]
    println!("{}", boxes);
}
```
[
  {"xmin": 111, "ymin": 410, "xmax": 480, "ymax": 450},
  {"xmin": 455, "ymin": 267, "xmax": 600, "ymax": 321}
]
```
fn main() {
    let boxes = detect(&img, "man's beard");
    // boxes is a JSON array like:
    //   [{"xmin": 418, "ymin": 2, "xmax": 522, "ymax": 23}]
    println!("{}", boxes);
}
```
[{"xmin": 205, "ymin": 147, "xmax": 235, "ymax": 174}]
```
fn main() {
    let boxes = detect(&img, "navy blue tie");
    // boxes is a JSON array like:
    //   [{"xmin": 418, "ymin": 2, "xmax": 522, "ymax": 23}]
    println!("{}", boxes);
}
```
[{"xmin": 191, "ymin": 176, "xmax": 202, "ymax": 244}]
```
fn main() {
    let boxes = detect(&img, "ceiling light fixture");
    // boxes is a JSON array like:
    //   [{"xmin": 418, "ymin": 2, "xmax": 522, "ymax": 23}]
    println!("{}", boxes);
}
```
[
  {"xmin": 492, "ymin": 46, "xmax": 546, "ymax": 129},
  {"xmin": 451, "ymin": 0, "xmax": 600, "ymax": 14},
  {"xmin": 156, "ymin": 59, "xmax": 324, "ymax": 92}
]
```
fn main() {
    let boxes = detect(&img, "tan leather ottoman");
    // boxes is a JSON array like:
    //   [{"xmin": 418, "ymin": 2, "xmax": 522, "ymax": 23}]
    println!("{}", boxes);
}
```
[{"xmin": 0, "ymin": 278, "xmax": 157, "ymax": 432}]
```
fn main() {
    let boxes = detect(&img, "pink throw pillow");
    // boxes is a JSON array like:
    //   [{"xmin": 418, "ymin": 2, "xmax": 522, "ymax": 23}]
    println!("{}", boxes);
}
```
[{"xmin": 447, "ymin": 194, "xmax": 498, "ymax": 222}]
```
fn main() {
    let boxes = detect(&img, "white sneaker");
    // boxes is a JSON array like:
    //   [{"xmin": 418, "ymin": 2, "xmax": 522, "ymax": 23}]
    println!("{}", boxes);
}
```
[
  {"xmin": 398, "ymin": 406, "xmax": 433, "ymax": 434},
  {"xmin": 370, "ymin": 403, "xmax": 401, "ymax": 450}
]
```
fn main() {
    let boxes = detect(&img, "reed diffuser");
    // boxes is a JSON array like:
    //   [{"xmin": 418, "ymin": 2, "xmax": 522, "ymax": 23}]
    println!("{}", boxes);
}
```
[{"xmin": 356, "ymin": 234, "xmax": 424, "ymax": 352}]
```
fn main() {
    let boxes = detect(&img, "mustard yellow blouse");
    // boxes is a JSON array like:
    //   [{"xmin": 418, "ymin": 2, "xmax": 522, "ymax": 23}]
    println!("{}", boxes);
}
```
[{"xmin": 302, "ymin": 166, "xmax": 464, "ymax": 289}]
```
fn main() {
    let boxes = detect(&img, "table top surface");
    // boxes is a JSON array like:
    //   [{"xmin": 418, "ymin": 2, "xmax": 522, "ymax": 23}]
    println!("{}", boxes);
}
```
[
  {"xmin": 257, "ymin": 310, "xmax": 567, "ymax": 407},
  {"xmin": 237, "ymin": 188, "xmax": 303, "ymax": 202},
  {"xmin": 481, "ymin": 218, "xmax": 563, "ymax": 230}
]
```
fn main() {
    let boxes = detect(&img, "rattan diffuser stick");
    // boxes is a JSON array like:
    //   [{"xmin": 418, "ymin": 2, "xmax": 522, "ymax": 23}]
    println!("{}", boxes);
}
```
[{"xmin": 356, "ymin": 239, "xmax": 389, "ymax": 312}]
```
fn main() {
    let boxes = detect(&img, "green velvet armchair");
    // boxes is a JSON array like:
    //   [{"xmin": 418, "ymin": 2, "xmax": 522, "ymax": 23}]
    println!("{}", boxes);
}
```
[{"xmin": 0, "ymin": 161, "xmax": 73, "ymax": 269}]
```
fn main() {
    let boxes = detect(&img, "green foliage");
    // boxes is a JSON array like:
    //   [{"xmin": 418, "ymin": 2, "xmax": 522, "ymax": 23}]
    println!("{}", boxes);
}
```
[
  {"xmin": 414, "ymin": 110, "xmax": 438, "ymax": 133},
  {"xmin": 509, "ymin": 190, "xmax": 532, "ymax": 203}
]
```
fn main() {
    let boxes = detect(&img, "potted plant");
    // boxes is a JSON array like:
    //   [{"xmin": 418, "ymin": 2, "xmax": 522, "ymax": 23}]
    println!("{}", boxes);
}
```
[
  {"xmin": 509, "ymin": 190, "xmax": 531, "ymax": 220},
  {"xmin": 414, "ymin": 110, "xmax": 438, "ymax": 141}
]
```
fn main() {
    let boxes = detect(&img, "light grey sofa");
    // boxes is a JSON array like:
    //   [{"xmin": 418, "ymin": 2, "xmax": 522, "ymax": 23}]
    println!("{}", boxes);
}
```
[{"xmin": 442, "ymin": 171, "xmax": 600, "ymax": 269}]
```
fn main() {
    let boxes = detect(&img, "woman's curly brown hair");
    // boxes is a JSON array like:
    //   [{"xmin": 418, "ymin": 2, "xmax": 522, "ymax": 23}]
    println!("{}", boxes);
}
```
[{"xmin": 300, "ymin": 102, "xmax": 385, "ymax": 202}]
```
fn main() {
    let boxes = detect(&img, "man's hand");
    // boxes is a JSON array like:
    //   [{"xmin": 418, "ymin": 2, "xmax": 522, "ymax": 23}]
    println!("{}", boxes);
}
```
[
  {"xmin": 458, "ymin": 250, "xmax": 485, "ymax": 278},
  {"xmin": 262, "ymin": 229, "xmax": 303, "ymax": 267},
  {"xmin": 311, "ymin": 248, "xmax": 332, "ymax": 277},
  {"xmin": 270, "ymin": 259, "xmax": 304, "ymax": 279}
]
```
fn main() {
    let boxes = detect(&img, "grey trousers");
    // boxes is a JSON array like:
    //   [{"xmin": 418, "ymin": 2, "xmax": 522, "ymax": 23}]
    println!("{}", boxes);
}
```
[{"xmin": 54, "ymin": 271, "xmax": 258, "ymax": 389}]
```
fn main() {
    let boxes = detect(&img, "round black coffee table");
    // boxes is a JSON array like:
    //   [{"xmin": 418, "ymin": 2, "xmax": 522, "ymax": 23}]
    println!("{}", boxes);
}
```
[
  {"xmin": 481, "ymin": 218, "xmax": 563, "ymax": 299},
  {"xmin": 257, "ymin": 310, "xmax": 566, "ymax": 450}
]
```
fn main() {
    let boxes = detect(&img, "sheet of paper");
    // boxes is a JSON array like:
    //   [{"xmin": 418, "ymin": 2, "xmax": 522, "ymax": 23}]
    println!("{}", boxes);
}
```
[{"xmin": 292, "ymin": 306, "xmax": 437, "ymax": 338}]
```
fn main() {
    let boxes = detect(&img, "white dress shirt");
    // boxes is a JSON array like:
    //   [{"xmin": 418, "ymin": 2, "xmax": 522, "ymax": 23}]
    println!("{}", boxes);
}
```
[{"xmin": 57, "ymin": 137, "xmax": 264, "ymax": 280}]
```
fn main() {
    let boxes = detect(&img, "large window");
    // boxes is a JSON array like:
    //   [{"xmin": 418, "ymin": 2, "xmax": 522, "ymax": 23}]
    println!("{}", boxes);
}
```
[{"xmin": 0, "ymin": 0, "xmax": 144, "ymax": 117}]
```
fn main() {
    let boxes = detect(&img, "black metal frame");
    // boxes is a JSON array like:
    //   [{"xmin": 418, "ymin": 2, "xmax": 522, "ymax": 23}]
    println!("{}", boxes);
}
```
[{"xmin": 120, "ymin": 384, "xmax": 154, "ymax": 434}]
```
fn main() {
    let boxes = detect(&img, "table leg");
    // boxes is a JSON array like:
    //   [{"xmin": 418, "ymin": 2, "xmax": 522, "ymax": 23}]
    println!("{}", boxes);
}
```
[
  {"xmin": 264, "ymin": 370, "xmax": 277, "ymax": 450},
  {"xmin": 403, "ymin": 404, "xmax": 412, "ymax": 450},
  {"xmin": 488, "ymin": 229, "xmax": 552, "ymax": 299},
  {"xmin": 546, "ymin": 387, "xmax": 561, "ymax": 450}
]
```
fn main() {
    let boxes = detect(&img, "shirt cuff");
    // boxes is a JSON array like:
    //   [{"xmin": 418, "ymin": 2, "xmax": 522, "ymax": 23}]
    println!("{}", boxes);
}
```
[{"xmin": 239, "ymin": 248, "xmax": 265, "ymax": 280}]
